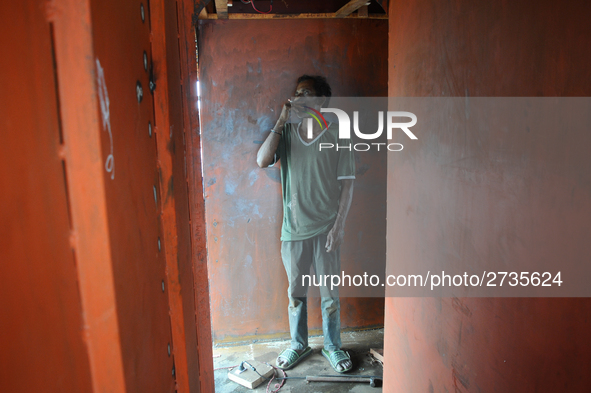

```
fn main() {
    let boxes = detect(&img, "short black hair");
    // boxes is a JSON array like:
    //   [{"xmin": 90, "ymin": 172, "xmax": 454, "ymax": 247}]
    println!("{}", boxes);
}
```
[{"xmin": 297, "ymin": 75, "xmax": 332, "ymax": 97}]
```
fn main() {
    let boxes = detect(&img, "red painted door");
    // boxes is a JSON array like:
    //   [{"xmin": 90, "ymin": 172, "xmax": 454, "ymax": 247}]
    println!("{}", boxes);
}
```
[{"xmin": 88, "ymin": 0, "xmax": 176, "ymax": 391}]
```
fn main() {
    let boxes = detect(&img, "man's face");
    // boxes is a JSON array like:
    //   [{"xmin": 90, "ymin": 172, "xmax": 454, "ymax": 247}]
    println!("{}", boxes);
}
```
[{"xmin": 291, "ymin": 79, "xmax": 324, "ymax": 118}]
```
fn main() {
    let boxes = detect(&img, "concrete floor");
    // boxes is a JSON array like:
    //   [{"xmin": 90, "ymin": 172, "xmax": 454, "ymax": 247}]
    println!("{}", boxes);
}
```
[{"xmin": 213, "ymin": 328, "xmax": 384, "ymax": 392}]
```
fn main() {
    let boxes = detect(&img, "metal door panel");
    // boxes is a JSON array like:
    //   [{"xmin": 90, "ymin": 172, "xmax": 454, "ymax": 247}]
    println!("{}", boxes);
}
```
[
  {"xmin": 0, "ymin": 1, "xmax": 94, "ymax": 392},
  {"xmin": 89, "ymin": 0, "xmax": 174, "ymax": 391}
]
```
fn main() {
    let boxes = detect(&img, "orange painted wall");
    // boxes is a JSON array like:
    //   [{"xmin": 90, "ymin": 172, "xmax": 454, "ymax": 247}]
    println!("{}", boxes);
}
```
[
  {"xmin": 198, "ymin": 19, "xmax": 388, "ymax": 342},
  {"xmin": 1, "ymin": 0, "xmax": 211, "ymax": 391},
  {"xmin": 87, "ymin": 1, "xmax": 177, "ymax": 390},
  {"xmin": 385, "ymin": 0, "xmax": 591, "ymax": 391},
  {"xmin": 0, "ymin": 2, "xmax": 94, "ymax": 392}
]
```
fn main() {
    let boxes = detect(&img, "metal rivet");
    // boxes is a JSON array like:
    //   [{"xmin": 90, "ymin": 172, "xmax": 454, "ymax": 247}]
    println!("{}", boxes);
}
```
[
  {"xmin": 148, "ymin": 122, "xmax": 152, "ymax": 137},
  {"xmin": 136, "ymin": 81, "xmax": 143, "ymax": 103},
  {"xmin": 153, "ymin": 185, "xmax": 157, "ymax": 205},
  {"xmin": 162, "ymin": 280, "xmax": 165, "ymax": 292},
  {"xmin": 158, "ymin": 237, "xmax": 161, "ymax": 251},
  {"xmin": 168, "ymin": 344, "xmax": 171, "ymax": 356},
  {"xmin": 140, "ymin": 3, "xmax": 145, "ymax": 22},
  {"xmin": 143, "ymin": 51, "xmax": 148, "ymax": 71}
]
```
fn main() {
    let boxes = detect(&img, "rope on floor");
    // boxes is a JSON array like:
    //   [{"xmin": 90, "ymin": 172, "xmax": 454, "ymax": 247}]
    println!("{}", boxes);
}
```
[
  {"xmin": 213, "ymin": 364, "xmax": 238, "ymax": 371},
  {"xmin": 264, "ymin": 363, "xmax": 287, "ymax": 393}
]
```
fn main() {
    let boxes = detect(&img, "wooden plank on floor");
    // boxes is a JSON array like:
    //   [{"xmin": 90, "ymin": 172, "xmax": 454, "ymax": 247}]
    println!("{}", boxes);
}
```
[{"xmin": 370, "ymin": 348, "xmax": 384, "ymax": 363}]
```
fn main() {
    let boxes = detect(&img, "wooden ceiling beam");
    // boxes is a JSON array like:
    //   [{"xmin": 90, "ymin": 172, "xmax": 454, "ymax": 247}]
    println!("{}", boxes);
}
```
[
  {"xmin": 214, "ymin": 0, "xmax": 228, "ymax": 19},
  {"xmin": 358, "ymin": 5, "xmax": 369, "ymax": 18},
  {"xmin": 335, "ymin": 0, "xmax": 371, "ymax": 18},
  {"xmin": 199, "ymin": 12, "xmax": 387, "ymax": 20}
]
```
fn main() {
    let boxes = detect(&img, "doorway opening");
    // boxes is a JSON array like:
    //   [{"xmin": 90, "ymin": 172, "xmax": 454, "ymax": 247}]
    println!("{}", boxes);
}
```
[{"xmin": 188, "ymin": 3, "xmax": 389, "ymax": 391}]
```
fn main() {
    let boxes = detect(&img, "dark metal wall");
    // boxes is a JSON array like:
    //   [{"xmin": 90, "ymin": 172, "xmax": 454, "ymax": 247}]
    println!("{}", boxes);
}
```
[
  {"xmin": 198, "ymin": 18, "xmax": 389, "ymax": 342},
  {"xmin": 384, "ymin": 0, "xmax": 591, "ymax": 391}
]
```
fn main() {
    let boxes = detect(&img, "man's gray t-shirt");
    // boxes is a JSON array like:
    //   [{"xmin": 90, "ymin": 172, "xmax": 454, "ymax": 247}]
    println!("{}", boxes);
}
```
[{"xmin": 275, "ymin": 122, "xmax": 355, "ymax": 241}]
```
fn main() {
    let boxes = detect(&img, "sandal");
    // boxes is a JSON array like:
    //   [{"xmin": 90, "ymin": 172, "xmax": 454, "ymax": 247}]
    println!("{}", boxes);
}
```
[
  {"xmin": 276, "ymin": 346, "xmax": 313, "ymax": 370},
  {"xmin": 321, "ymin": 348, "xmax": 353, "ymax": 373}
]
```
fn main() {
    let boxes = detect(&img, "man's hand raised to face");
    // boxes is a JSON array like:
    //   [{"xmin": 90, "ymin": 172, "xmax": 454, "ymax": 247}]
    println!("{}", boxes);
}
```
[{"xmin": 277, "ymin": 99, "xmax": 292, "ymax": 125}]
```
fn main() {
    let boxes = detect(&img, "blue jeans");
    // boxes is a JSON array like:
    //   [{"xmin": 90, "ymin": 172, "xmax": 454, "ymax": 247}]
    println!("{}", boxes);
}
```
[{"xmin": 281, "ymin": 234, "xmax": 341, "ymax": 352}]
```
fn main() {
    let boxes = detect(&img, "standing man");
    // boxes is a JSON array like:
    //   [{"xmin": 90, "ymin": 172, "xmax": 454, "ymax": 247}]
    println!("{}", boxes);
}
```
[{"xmin": 256, "ymin": 75, "xmax": 355, "ymax": 373}]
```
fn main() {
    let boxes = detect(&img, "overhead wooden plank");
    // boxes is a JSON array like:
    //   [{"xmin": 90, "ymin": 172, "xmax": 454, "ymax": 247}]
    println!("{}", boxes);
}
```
[
  {"xmin": 215, "ymin": 0, "xmax": 228, "ymax": 19},
  {"xmin": 203, "ymin": 12, "xmax": 387, "ymax": 20},
  {"xmin": 198, "ymin": 6, "xmax": 208, "ymax": 19},
  {"xmin": 358, "ymin": 5, "xmax": 369, "ymax": 18},
  {"xmin": 335, "ymin": 0, "xmax": 370, "ymax": 18}
]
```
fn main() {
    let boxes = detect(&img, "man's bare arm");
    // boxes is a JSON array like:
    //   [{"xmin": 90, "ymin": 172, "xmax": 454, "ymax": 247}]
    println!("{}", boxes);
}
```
[
  {"xmin": 256, "ymin": 130, "xmax": 282, "ymax": 168},
  {"xmin": 257, "ymin": 101, "xmax": 290, "ymax": 168},
  {"xmin": 325, "ymin": 179, "xmax": 354, "ymax": 252}
]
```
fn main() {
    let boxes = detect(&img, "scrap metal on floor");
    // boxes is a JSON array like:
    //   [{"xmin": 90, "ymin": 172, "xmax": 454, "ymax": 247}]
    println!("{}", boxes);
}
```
[{"xmin": 213, "ymin": 328, "xmax": 384, "ymax": 392}]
